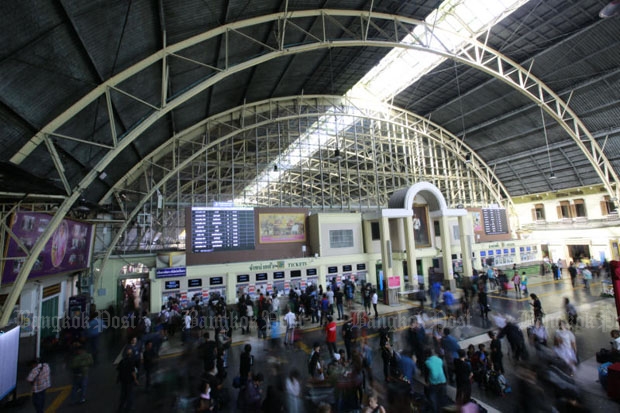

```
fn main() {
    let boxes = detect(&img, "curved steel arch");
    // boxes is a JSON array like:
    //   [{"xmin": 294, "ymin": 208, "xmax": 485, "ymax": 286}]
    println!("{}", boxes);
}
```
[
  {"xmin": 3, "ymin": 9, "xmax": 617, "ymax": 324},
  {"xmin": 105, "ymin": 95, "xmax": 505, "ymax": 205},
  {"xmin": 93, "ymin": 95, "xmax": 510, "ymax": 287}
]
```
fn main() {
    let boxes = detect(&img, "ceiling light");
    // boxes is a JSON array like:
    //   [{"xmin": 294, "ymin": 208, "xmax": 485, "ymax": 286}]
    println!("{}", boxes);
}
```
[
  {"xmin": 334, "ymin": 149, "xmax": 342, "ymax": 160},
  {"xmin": 549, "ymin": 172, "xmax": 556, "ymax": 179},
  {"xmin": 600, "ymin": 1, "xmax": 620, "ymax": 18},
  {"xmin": 465, "ymin": 153, "xmax": 472, "ymax": 163}
]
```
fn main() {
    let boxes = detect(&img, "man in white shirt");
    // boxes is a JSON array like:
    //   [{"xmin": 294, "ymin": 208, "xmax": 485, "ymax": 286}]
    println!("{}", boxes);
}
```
[
  {"xmin": 271, "ymin": 293, "xmax": 280, "ymax": 316},
  {"xmin": 182, "ymin": 310, "xmax": 192, "ymax": 343},
  {"xmin": 371, "ymin": 289, "xmax": 379, "ymax": 318},
  {"xmin": 326, "ymin": 286, "xmax": 335, "ymax": 315},
  {"xmin": 284, "ymin": 306, "xmax": 297, "ymax": 345}
]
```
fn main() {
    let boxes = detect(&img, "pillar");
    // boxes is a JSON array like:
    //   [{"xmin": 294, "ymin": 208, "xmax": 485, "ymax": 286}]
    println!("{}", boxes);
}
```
[
  {"xmin": 439, "ymin": 215, "xmax": 455, "ymax": 290},
  {"xmin": 404, "ymin": 215, "xmax": 418, "ymax": 290},
  {"xmin": 458, "ymin": 215, "xmax": 473, "ymax": 277}
]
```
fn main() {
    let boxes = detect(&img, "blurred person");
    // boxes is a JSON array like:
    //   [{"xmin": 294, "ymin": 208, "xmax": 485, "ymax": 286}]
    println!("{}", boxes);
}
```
[
  {"xmin": 363, "ymin": 391, "xmax": 386, "ymax": 413},
  {"xmin": 285, "ymin": 369, "xmax": 304, "ymax": 413},
  {"xmin": 488, "ymin": 330, "xmax": 504, "ymax": 374},
  {"xmin": 454, "ymin": 348, "xmax": 473, "ymax": 406},
  {"xmin": 325, "ymin": 315, "xmax": 337, "ymax": 356},
  {"xmin": 424, "ymin": 348, "xmax": 447, "ymax": 413},
  {"xmin": 283, "ymin": 305, "xmax": 297, "ymax": 346},
  {"xmin": 564, "ymin": 297, "xmax": 578, "ymax": 330},
  {"xmin": 554, "ymin": 319, "xmax": 578, "ymax": 374},
  {"xmin": 529, "ymin": 318, "xmax": 548, "ymax": 348},
  {"xmin": 26, "ymin": 358, "xmax": 51, "ymax": 413},
  {"xmin": 498, "ymin": 318, "xmax": 529, "ymax": 362},
  {"xmin": 529, "ymin": 293, "xmax": 544, "ymax": 322},
  {"xmin": 116, "ymin": 347, "xmax": 139, "ymax": 412},
  {"xmin": 69, "ymin": 343, "xmax": 93, "ymax": 404}
]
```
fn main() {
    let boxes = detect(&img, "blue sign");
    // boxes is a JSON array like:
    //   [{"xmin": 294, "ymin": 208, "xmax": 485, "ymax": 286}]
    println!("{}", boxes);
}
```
[{"xmin": 156, "ymin": 267, "xmax": 187, "ymax": 278}]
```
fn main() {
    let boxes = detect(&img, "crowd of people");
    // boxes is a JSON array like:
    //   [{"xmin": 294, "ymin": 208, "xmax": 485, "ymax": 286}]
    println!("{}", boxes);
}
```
[{"xmin": 22, "ymin": 262, "xmax": 620, "ymax": 413}]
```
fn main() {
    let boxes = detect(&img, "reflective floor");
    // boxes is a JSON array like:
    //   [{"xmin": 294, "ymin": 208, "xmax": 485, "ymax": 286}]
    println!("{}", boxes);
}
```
[{"xmin": 4, "ymin": 272, "xmax": 620, "ymax": 412}]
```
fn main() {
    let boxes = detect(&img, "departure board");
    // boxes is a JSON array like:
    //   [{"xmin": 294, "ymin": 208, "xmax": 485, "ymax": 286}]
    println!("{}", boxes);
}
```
[
  {"xmin": 191, "ymin": 207, "xmax": 255, "ymax": 252},
  {"xmin": 482, "ymin": 208, "xmax": 509, "ymax": 235}
]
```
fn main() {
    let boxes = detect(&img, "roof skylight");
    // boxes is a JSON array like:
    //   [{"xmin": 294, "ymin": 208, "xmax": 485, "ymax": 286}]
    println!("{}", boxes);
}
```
[{"xmin": 236, "ymin": 0, "xmax": 530, "ymax": 205}]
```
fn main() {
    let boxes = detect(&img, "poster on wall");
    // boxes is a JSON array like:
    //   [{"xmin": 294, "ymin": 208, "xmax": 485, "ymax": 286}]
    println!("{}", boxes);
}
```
[
  {"xmin": 412, "ymin": 205, "xmax": 430, "ymax": 247},
  {"xmin": 472, "ymin": 212, "xmax": 482, "ymax": 232},
  {"xmin": 2, "ymin": 212, "xmax": 94, "ymax": 283},
  {"xmin": 259, "ymin": 213, "xmax": 306, "ymax": 243}
]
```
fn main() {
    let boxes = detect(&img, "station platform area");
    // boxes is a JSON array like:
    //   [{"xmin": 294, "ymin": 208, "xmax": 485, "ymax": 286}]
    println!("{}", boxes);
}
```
[{"xmin": 3, "ymin": 271, "xmax": 620, "ymax": 412}]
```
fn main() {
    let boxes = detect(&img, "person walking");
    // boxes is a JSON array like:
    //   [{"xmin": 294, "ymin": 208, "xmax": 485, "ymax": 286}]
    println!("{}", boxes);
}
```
[
  {"xmin": 568, "ymin": 262, "xmax": 578, "ymax": 287},
  {"xmin": 335, "ymin": 287, "xmax": 344, "ymax": 320},
  {"xmin": 325, "ymin": 315, "xmax": 337, "ymax": 356},
  {"xmin": 342, "ymin": 315, "xmax": 354, "ymax": 361},
  {"xmin": 554, "ymin": 320, "xmax": 578, "ymax": 374},
  {"xmin": 530, "ymin": 293, "xmax": 544, "ymax": 322},
  {"xmin": 582, "ymin": 267, "xmax": 593, "ymax": 290},
  {"xmin": 564, "ymin": 297, "xmax": 578, "ymax": 330},
  {"xmin": 520, "ymin": 272, "xmax": 529, "ymax": 295},
  {"xmin": 488, "ymin": 331, "xmax": 504, "ymax": 374},
  {"xmin": 512, "ymin": 272, "xmax": 521, "ymax": 298},
  {"xmin": 26, "ymin": 359, "xmax": 51, "ymax": 413},
  {"xmin": 371, "ymin": 288, "xmax": 379, "ymax": 318},
  {"xmin": 142, "ymin": 340, "xmax": 158, "ymax": 391},
  {"xmin": 478, "ymin": 289, "xmax": 490, "ymax": 320},
  {"xmin": 284, "ymin": 306, "xmax": 297, "ymax": 346},
  {"xmin": 454, "ymin": 349, "xmax": 473, "ymax": 407},
  {"xmin": 69, "ymin": 343, "xmax": 93, "ymax": 404},
  {"xmin": 424, "ymin": 348, "xmax": 447, "ymax": 413},
  {"xmin": 117, "ymin": 347, "xmax": 140, "ymax": 412}
]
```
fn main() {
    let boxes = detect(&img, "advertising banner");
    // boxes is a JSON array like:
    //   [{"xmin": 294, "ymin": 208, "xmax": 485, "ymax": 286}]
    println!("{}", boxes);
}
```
[{"xmin": 3, "ymin": 212, "xmax": 94, "ymax": 283}]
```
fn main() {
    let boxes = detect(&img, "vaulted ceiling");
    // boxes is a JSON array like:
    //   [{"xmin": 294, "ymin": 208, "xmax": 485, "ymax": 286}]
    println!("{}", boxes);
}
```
[{"xmin": 1, "ymin": 0, "xmax": 619, "ymax": 214}]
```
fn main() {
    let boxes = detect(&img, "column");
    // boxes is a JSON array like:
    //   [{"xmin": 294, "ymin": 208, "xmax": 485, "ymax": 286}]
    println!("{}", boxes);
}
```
[
  {"xmin": 404, "ymin": 215, "xmax": 418, "ymax": 290},
  {"xmin": 458, "ymin": 215, "xmax": 473, "ymax": 277},
  {"xmin": 439, "ymin": 215, "xmax": 455, "ymax": 290},
  {"xmin": 379, "ymin": 216, "xmax": 393, "ymax": 304}
]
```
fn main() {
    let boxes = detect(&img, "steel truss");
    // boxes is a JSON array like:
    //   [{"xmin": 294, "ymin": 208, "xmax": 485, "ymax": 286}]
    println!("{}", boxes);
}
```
[{"xmin": 2, "ymin": 9, "xmax": 617, "ymax": 325}]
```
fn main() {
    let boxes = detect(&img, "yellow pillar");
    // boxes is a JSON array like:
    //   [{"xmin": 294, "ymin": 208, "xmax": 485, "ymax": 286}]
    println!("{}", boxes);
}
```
[
  {"xmin": 439, "ymin": 215, "xmax": 453, "ymax": 287},
  {"xmin": 379, "ymin": 216, "xmax": 393, "ymax": 279},
  {"xmin": 458, "ymin": 215, "xmax": 473, "ymax": 276},
  {"xmin": 404, "ymin": 216, "xmax": 418, "ymax": 289}
]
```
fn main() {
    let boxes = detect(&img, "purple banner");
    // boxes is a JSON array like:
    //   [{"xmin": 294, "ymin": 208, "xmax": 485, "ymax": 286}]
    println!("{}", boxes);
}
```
[{"xmin": 2, "ymin": 212, "xmax": 93, "ymax": 283}]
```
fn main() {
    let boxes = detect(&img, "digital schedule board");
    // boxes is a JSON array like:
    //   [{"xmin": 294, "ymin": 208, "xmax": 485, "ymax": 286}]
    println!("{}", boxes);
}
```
[
  {"xmin": 191, "ymin": 207, "xmax": 255, "ymax": 253},
  {"xmin": 482, "ymin": 208, "xmax": 509, "ymax": 235}
]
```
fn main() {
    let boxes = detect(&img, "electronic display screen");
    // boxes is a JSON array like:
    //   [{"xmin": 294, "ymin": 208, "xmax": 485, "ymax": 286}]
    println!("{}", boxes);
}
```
[
  {"xmin": 165, "ymin": 280, "xmax": 180, "ymax": 289},
  {"xmin": 210, "ymin": 276, "xmax": 223, "ymax": 285},
  {"xmin": 342, "ymin": 265, "xmax": 352, "ymax": 272},
  {"xmin": 273, "ymin": 271, "xmax": 285, "ymax": 279},
  {"xmin": 188, "ymin": 278, "xmax": 202, "ymax": 287},
  {"xmin": 306, "ymin": 268, "xmax": 317, "ymax": 276},
  {"xmin": 327, "ymin": 266, "xmax": 338, "ymax": 274},
  {"xmin": 256, "ymin": 273, "xmax": 268, "ymax": 281},
  {"xmin": 481, "ymin": 208, "xmax": 509, "ymax": 235},
  {"xmin": 237, "ymin": 274, "xmax": 250, "ymax": 283},
  {"xmin": 291, "ymin": 270, "xmax": 301, "ymax": 278},
  {"xmin": 356, "ymin": 263, "xmax": 366, "ymax": 270},
  {"xmin": 191, "ymin": 207, "xmax": 255, "ymax": 252}
]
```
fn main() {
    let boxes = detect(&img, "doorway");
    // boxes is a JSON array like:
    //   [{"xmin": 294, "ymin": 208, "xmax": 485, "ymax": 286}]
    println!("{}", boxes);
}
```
[{"xmin": 568, "ymin": 244, "xmax": 591, "ymax": 263}]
